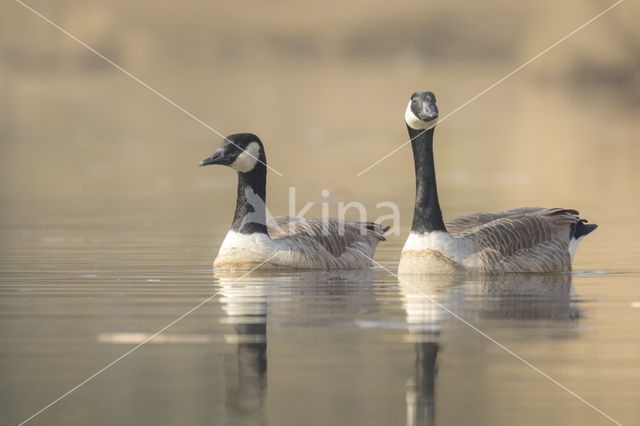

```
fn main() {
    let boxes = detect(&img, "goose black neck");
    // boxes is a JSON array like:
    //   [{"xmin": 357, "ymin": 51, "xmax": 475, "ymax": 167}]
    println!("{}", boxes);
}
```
[
  {"xmin": 408, "ymin": 126, "xmax": 447, "ymax": 233},
  {"xmin": 232, "ymin": 164, "xmax": 268, "ymax": 235}
]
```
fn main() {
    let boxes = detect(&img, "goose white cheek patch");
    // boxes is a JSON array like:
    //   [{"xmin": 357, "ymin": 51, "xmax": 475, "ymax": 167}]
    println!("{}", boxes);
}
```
[
  {"xmin": 231, "ymin": 142, "xmax": 261, "ymax": 173},
  {"xmin": 405, "ymin": 101, "xmax": 438, "ymax": 130}
]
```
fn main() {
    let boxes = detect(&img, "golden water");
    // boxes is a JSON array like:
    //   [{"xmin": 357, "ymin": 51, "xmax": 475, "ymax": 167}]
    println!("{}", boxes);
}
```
[{"xmin": 2, "ymin": 0, "xmax": 640, "ymax": 424}]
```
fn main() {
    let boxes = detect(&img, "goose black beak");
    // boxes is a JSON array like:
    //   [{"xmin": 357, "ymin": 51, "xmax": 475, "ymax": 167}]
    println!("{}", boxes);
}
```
[
  {"xmin": 199, "ymin": 149, "xmax": 227, "ymax": 167},
  {"xmin": 418, "ymin": 104, "xmax": 439, "ymax": 122}
]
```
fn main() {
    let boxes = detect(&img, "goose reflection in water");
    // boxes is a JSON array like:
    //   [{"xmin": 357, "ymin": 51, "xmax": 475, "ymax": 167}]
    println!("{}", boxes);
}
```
[
  {"xmin": 217, "ymin": 272, "xmax": 268, "ymax": 423},
  {"xmin": 214, "ymin": 269, "xmax": 375, "ymax": 424},
  {"xmin": 399, "ymin": 272, "xmax": 580, "ymax": 426}
]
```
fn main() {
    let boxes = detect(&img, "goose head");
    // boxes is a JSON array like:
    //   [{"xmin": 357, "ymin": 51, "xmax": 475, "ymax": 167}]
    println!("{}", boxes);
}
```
[
  {"xmin": 405, "ymin": 92, "xmax": 439, "ymax": 130},
  {"xmin": 199, "ymin": 133, "xmax": 266, "ymax": 174}
]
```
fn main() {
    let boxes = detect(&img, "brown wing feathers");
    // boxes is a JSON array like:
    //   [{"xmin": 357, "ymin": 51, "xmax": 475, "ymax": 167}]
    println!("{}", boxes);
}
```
[
  {"xmin": 267, "ymin": 217, "xmax": 387, "ymax": 258},
  {"xmin": 445, "ymin": 208, "xmax": 595, "ymax": 272}
]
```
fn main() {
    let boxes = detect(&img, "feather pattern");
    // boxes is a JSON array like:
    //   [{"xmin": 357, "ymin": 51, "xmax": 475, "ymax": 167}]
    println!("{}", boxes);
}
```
[
  {"xmin": 400, "ymin": 207, "xmax": 595, "ymax": 273},
  {"xmin": 214, "ymin": 217, "xmax": 388, "ymax": 270},
  {"xmin": 267, "ymin": 216, "xmax": 387, "ymax": 258}
]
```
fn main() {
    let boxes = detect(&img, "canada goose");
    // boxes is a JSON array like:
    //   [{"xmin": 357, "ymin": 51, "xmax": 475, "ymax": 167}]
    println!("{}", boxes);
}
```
[
  {"xmin": 200, "ymin": 133, "xmax": 389, "ymax": 269},
  {"xmin": 399, "ymin": 91, "xmax": 597, "ymax": 274}
]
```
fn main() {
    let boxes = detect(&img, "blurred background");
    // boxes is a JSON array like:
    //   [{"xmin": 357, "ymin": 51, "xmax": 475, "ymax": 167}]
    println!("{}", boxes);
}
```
[
  {"xmin": 2, "ymin": 0, "xmax": 639, "ymax": 270},
  {"xmin": 2, "ymin": 1, "xmax": 640, "ymax": 425}
]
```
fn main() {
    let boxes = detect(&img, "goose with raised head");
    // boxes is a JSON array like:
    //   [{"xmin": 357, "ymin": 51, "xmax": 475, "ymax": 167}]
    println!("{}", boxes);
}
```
[
  {"xmin": 200, "ymin": 133, "xmax": 389, "ymax": 269},
  {"xmin": 399, "ymin": 91, "xmax": 597, "ymax": 274}
]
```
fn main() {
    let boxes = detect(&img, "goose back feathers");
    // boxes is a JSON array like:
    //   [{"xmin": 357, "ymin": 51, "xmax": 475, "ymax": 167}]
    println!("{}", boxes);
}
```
[
  {"xmin": 215, "ymin": 217, "xmax": 388, "ymax": 270},
  {"xmin": 443, "ymin": 207, "xmax": 596, "ymax": 273}
]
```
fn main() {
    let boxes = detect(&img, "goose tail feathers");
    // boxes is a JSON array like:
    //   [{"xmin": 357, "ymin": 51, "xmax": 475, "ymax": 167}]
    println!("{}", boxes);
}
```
[
  {"xmin": 361, "ymin": 222, "xmax": 391, "ymax": 241},
  {"xmin": 573, "ymin": 221, "xmax": 598, "ymax": 239}
]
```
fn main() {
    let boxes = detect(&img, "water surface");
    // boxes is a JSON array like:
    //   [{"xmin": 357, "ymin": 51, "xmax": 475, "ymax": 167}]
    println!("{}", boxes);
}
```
[{"xmin": 1, "ymin": 198, "xmax": 639, "ymax": 426}]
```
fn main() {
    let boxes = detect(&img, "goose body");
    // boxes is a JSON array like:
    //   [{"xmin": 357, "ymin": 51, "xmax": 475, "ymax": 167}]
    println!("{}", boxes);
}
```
[
  {"xmin": 215, "ymin": 216, "xmax": 388, "ymax": 269},
  {"xmin": 201, "ymin": 133, "xmax": 388, "ymax": 270},
  {"xmin": 398, "ymin": 92, "xmax": 597, "ymax": 274}
]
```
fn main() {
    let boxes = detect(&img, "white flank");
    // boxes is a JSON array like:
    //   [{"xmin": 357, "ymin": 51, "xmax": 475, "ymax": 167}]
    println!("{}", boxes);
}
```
[
  {"xmin": 215, "ymin": 227, "xmax": 379, "ymax": 269},
  {"xmin": 401, "ymin": 231, "xmax": 470, "ymax": 264},
  {"xmin": 405, "ymin": 101, "xmax": 439, "ymax": 130},
  {"xmin": 231, "ymin": 141, "xmax": 261, "ymax": 173},
  {"xmin": 215, "ymin": 229, "xmax": 322, "ymax": 268},
  {"xmin": 568, "ymin": 236, "xmax": 585, "ymax": 262},
  {"xmin": 218, "ymin": 230, "xmax": 272, "ymax": 256}
]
